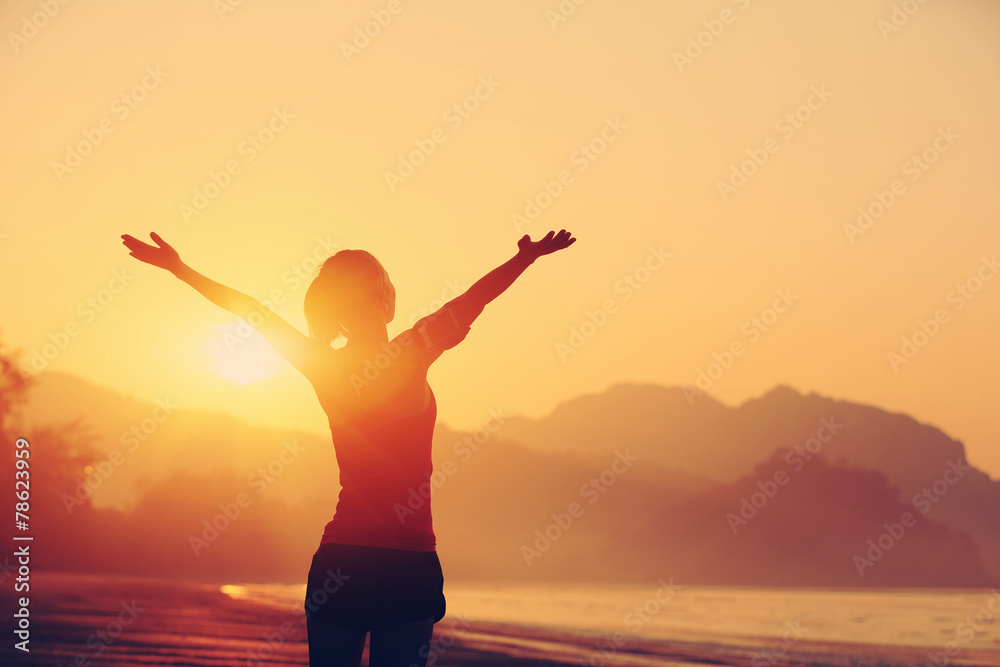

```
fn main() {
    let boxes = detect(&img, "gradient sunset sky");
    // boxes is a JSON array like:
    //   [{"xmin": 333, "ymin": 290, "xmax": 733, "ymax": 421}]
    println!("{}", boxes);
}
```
[{"xmin": 2, "ymin": 1, "xmax": 998, "ymax": 474}]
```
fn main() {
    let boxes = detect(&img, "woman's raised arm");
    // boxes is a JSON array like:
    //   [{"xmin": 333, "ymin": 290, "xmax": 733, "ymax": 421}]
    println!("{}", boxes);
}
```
[
  {"xmin": 447, "ymin": 230, "xmax": 576, "ymax": 327},
  {"xmin": 121, "ymin": 232, "xmax": 322, "ymax": 377}
]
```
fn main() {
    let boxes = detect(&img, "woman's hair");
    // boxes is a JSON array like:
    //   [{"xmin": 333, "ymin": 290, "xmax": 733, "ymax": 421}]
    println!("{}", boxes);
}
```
[{"xmin": 304, "ymin": 249, "xmax": 386, "ymax": 346}]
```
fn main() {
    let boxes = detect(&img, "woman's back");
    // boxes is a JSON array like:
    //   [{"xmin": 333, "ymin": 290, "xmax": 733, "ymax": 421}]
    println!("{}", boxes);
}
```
[{"xmin": 310, "ymin": 332, "xmax": 441, "ymax": 551}]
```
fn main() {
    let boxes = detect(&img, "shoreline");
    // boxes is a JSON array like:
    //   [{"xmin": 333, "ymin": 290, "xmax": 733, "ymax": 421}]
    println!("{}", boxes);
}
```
[{"xmin": 3, "ymin": 572, "xmax": 998, "ymax": 666}]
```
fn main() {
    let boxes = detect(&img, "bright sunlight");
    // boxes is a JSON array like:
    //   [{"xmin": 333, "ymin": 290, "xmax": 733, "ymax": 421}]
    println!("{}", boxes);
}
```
[{"xmin": 205, "ymin": 323, "xmax": 283, "ymax": 384}]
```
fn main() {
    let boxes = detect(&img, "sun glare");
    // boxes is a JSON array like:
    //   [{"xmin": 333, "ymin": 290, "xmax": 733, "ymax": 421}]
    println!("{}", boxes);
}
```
[{"xmin": 206, "ymin": 324, "xmax": 282, "ymax": 384}]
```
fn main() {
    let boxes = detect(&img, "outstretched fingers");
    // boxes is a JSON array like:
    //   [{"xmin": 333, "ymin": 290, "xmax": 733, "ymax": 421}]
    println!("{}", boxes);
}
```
[
  {"xmin": 518, "ymin": 230, "xmax": 576, "ymax": 259},
  {"xmin": 120, "ymin": 231, "xmax": 182, "ymax": 272},
  {"xmin": 546, "ymin": 229, "xmax": 575, "ymax": 250},
  {"xmin": 542, "ymin": 230, "xmax": 574, "ymax": 256},
  {"xmin": 121, "ymin": 234, "xmax": 149, "ymax": 251},
  {"xmin": 149, "ymin": 231, "xmax": 171, "ymax": 248}
]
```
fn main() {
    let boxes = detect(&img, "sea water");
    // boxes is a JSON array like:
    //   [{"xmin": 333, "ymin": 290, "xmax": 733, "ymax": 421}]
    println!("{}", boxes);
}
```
[{"xmin": 220, "ymin": 581, "xmax": 1000, "ymax": 662}]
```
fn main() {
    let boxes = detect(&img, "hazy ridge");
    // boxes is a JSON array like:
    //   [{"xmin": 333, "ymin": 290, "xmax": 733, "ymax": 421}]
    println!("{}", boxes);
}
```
[{"xmin": 10, "ymin": 372, "xmax": 997, "ymax": 587}]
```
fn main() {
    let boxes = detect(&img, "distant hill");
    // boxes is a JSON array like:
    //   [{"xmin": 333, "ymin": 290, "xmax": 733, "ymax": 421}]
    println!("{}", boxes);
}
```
[
  {"xmin": 430, "ymin": 433, "xmax": 992, "ymax": 587},
  {"xmin": 15, "ymin": 372, "xmax": 999, "ymax": 587},
  {"xmin": 500, "ymin": 382, "xmax": 970, "ymax": 488},
  {"xmin": 500, "ymin": 382, "xmax": 1000, "ymax": 581}
]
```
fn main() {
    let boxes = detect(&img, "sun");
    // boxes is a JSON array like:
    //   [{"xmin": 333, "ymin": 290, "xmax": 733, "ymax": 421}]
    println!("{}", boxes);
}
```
[{"xmin": 205, "ymin": 323, "xmax": 283, "ymax": 384}]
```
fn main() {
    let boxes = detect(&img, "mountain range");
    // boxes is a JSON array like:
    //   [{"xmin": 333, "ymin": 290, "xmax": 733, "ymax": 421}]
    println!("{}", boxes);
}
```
[{"xmin": 10, "ymin": 372, "xmax": 997, "ymax": 587}]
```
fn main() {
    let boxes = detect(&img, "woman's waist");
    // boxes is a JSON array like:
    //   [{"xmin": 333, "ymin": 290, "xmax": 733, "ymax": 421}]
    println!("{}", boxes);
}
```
[{"xmin": 322, "ymin": 509, "xmax": 436, "ymax": 551}]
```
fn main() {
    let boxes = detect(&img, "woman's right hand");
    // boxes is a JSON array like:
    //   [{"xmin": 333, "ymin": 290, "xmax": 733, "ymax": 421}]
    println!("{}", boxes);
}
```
[
  {"xmin": 121, "ymin": 232, "xmax": 183, "ymax": 274},
  {"xmin": 517, "ymin": 229, "xmax": 576, "ymax": 261}
]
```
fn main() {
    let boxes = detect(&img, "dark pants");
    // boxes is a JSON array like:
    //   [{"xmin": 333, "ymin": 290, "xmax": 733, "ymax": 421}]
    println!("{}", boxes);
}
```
[{"xmin": 304, "ymin": 542, "xmax": 446, "ymax": 666}]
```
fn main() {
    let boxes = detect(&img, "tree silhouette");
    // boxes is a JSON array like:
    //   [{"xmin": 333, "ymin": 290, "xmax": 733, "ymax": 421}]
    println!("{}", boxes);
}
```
[{"xmin": 1, "ymin": 333, "xmax": 121, "ymax": 573}]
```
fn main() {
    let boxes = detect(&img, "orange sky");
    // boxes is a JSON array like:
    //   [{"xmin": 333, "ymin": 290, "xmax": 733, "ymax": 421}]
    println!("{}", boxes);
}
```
[{"xmin": 2, "ymin": 1, "xmax": 998, "ymax": 475}]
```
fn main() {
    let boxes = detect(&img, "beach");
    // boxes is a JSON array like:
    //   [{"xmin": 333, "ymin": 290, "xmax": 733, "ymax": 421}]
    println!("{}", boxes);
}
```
[{"xmin": 3, "ymin": 572, "xmax": 999, "ymax": 666}]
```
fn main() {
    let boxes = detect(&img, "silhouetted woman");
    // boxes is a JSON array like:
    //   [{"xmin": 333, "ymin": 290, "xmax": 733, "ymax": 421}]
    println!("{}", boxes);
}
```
[{"xmin": 121, "ymin": 229, "xmax": 576, "ymax": 666}]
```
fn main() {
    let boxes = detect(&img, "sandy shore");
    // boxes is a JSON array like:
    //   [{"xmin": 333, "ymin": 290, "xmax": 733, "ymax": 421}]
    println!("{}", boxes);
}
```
[{"xmin": 2, "ymin": 572, "xmax": 996, "ymax": 666}]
